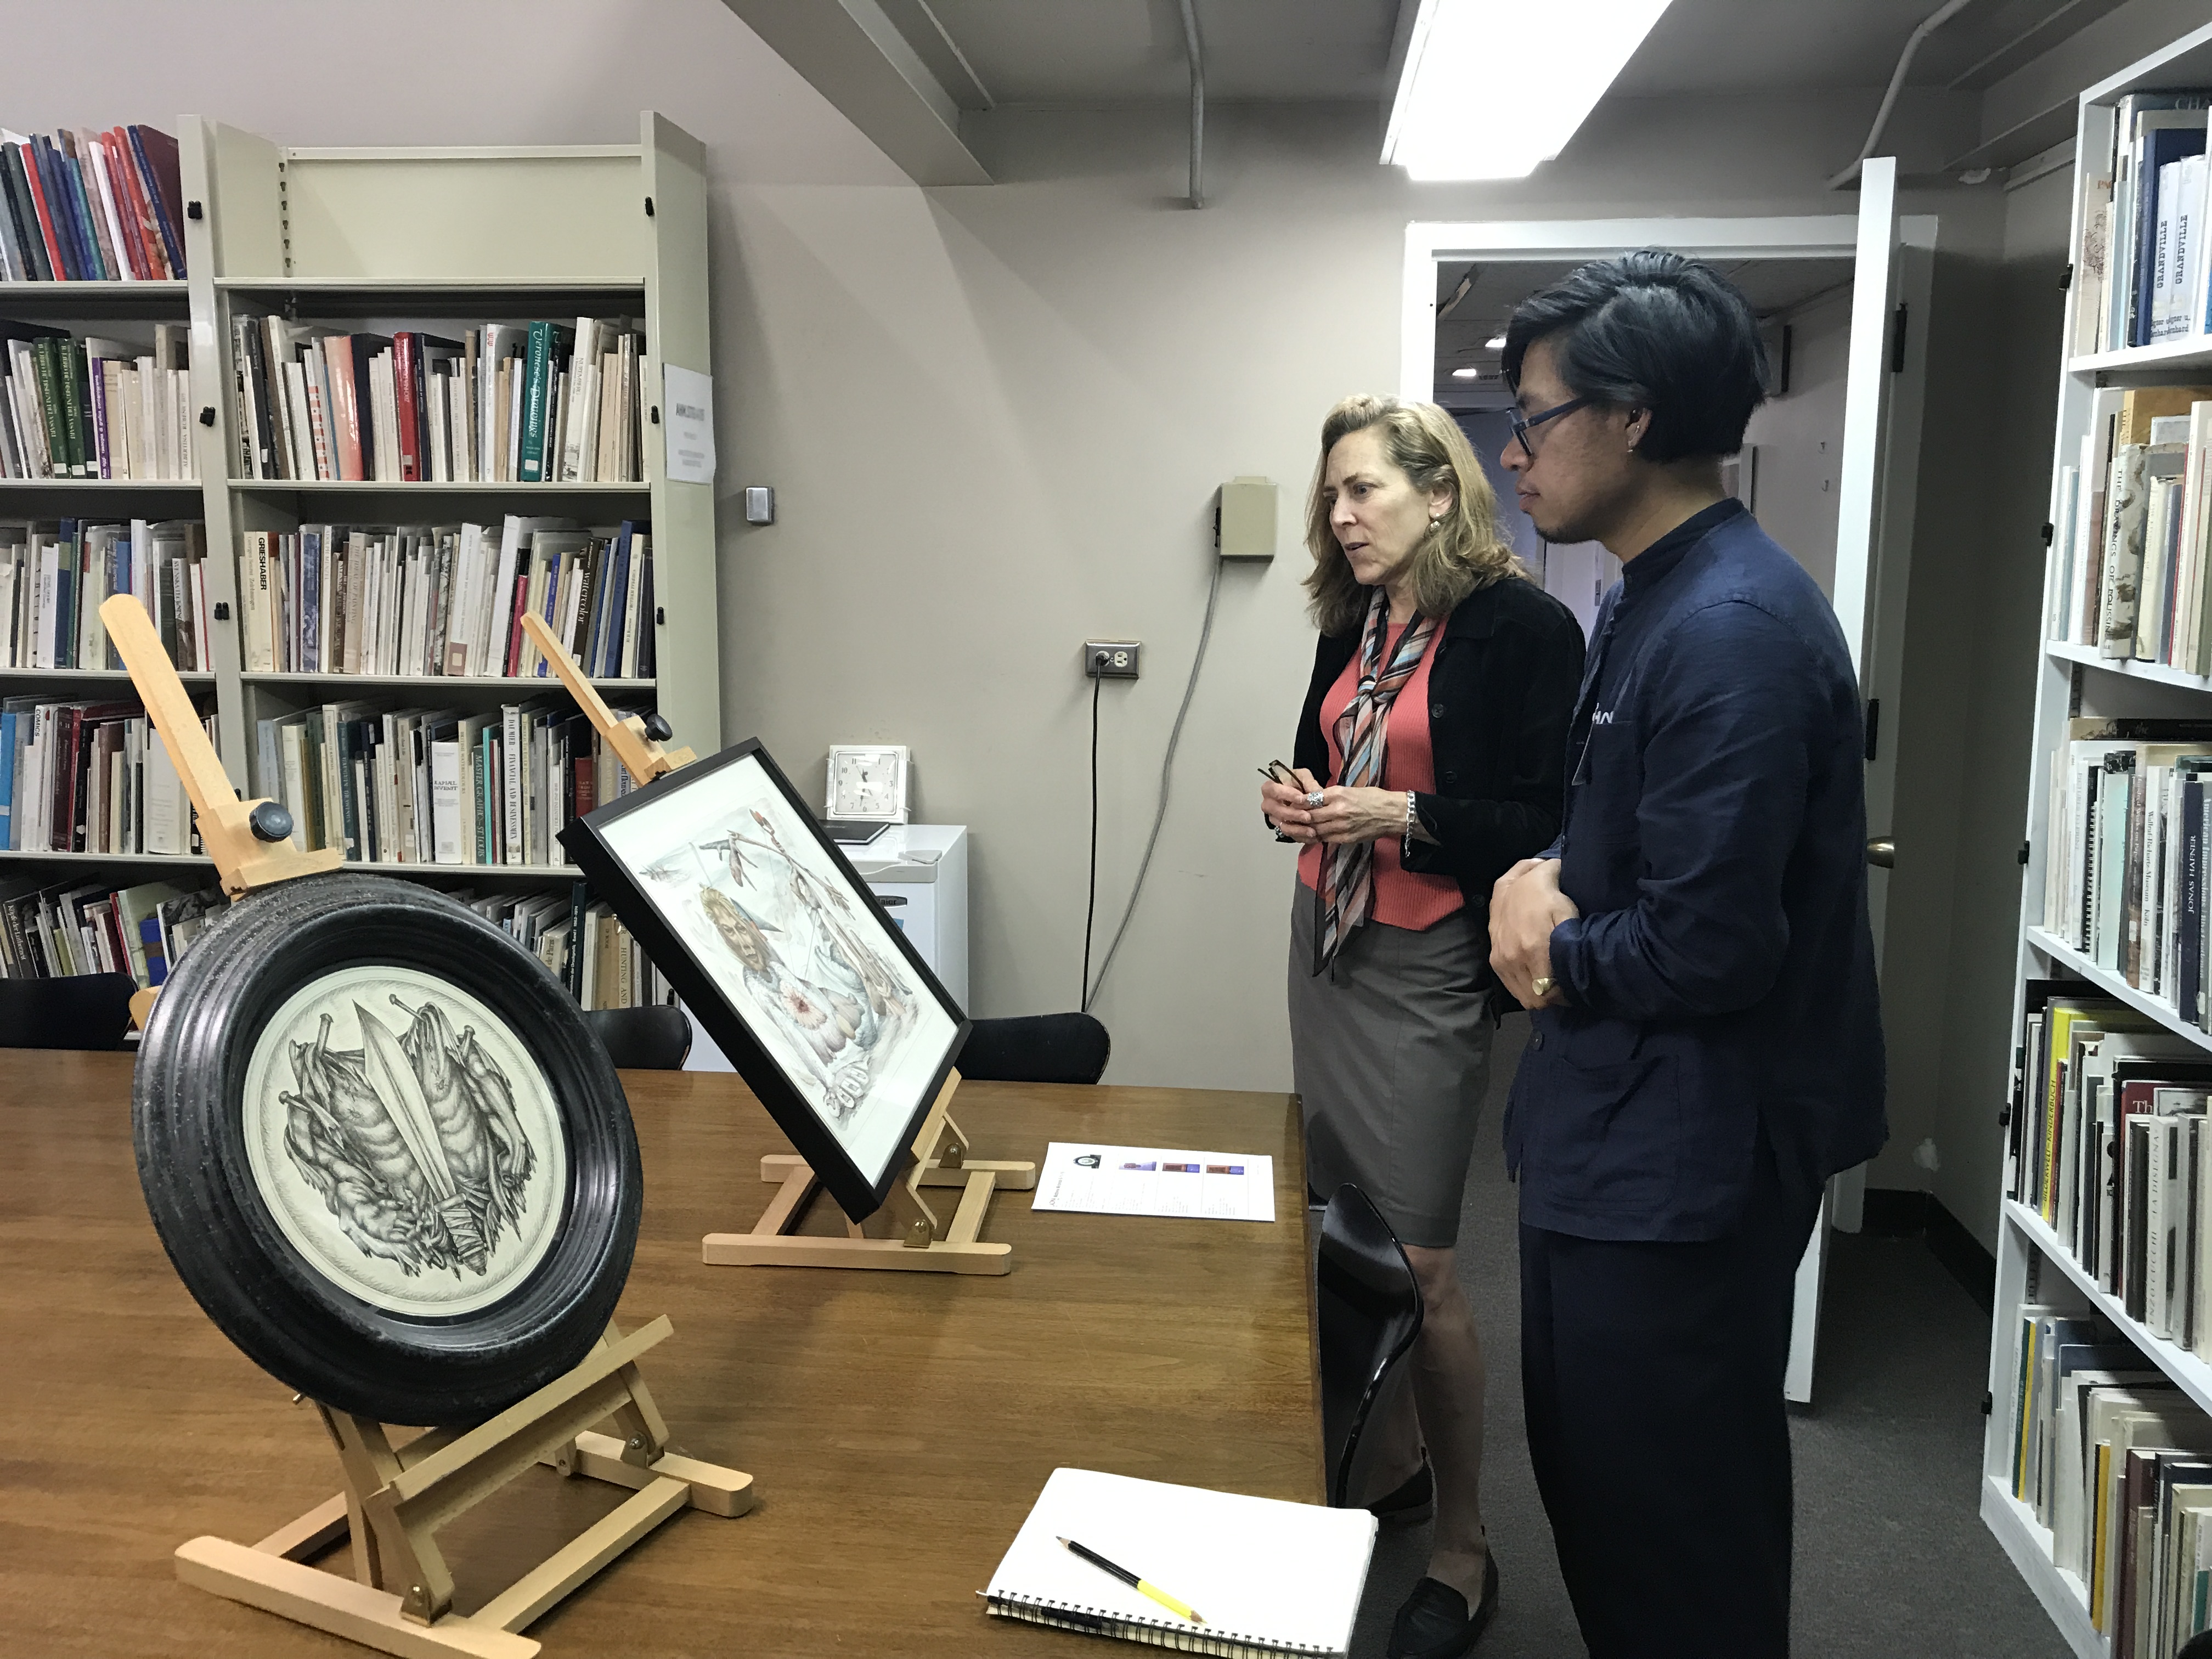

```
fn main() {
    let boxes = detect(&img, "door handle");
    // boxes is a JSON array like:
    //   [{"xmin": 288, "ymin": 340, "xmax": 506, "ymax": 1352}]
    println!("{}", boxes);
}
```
[{"xmin": 1866, "ymin": 837, "xmax": 1895, "ymax": 869}]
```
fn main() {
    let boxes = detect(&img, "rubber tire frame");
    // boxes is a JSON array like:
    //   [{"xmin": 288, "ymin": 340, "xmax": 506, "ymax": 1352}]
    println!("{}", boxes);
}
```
[{"xmin": 134, "ymin": 872, "xmax": 641, "ymax": 1425}]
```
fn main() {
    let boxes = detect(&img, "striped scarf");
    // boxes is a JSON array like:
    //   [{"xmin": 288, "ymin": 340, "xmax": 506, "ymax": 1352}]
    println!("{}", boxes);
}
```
[{"xmin": 1313, "ymin": 586, "xmax": 1437, "ymax": 974}]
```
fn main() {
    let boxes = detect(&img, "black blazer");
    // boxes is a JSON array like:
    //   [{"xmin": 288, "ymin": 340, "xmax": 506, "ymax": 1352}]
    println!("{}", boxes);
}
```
[{"xmin": 1293, "ymin": 576, "xmax": 1586, "ymax": 960}]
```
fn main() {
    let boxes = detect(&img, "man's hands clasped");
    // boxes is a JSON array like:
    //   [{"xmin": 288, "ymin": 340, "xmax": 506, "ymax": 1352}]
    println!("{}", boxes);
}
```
[{"xmin": 1490, "ymin": 857, "xmax": 1577, "ymax": 1011}]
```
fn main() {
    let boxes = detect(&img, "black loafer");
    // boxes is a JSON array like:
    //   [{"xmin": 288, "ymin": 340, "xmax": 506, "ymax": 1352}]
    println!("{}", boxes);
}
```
[
  {"xmin": 1387, "ymin": 1554, "xmax": 1499, "ymax": 1659},
  {"xmin": 1368, "ymin": 1456, "xmax": 1435, "ymax": 1526}
]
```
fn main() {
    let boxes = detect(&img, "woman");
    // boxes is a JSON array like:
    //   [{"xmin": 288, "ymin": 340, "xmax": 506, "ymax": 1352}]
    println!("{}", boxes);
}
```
[{"xmin": 1263, "ymin": 395, "xmax": 1581, "ymax": 1659}]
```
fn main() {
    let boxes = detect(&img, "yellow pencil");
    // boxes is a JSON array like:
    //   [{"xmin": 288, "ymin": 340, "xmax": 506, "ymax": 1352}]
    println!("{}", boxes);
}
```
[{"xmin": 1058, "ymin": 1536, "xmax": 1206, "ymax": 1626}]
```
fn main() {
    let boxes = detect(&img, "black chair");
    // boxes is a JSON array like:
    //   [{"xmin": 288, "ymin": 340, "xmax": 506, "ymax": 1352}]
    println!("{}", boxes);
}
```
[
  {"xmin": 1316, "ymin": 1183, "xmax": 1424, "ymax": 1510},
  {"xmin": 583, "ymin": 1005, "xmax": 692, "ymax": 1070},
  {"xmin": 955, "ymin": 1013, "xmax": 1110, "ymax": 1085},
  {"xmin": 0, "ymin": 974, "xmax": 138, "ymax": 1052}
]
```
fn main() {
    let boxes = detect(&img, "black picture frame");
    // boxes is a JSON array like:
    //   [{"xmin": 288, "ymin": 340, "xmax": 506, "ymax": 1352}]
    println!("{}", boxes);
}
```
[{"xmin": 560, "ymin": 738, "xmax": 970, "ymax": 1221}]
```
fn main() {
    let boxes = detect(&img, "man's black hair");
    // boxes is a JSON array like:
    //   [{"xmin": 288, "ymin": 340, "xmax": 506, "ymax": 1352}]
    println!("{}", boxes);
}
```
[{"xmin": 1499, "ymin": 250, "xmax": 1767, "ymax": 464}]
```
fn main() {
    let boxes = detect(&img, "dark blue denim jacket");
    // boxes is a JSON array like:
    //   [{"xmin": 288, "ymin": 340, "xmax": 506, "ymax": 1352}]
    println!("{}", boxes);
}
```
[{"xmin": 1505, "ymin": 500, "xmax": 1887, "ymax": 1241}]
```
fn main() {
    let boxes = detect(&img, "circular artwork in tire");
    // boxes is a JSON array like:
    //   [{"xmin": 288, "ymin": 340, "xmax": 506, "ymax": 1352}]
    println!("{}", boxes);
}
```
[{"xmin": 134, "ymin": 872, "xmax": 640, "ymax": 1426}]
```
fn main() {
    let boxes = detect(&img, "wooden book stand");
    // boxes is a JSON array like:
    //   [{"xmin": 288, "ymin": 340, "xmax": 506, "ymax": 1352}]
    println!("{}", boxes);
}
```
[
  {"xmin": 176, "ymin": 1319, "xmax": 752, "ymax": 1659},
  {"xmin": 518, "ymin": 614, "xmax": 1038, "ymax": 1276},
  {"xmin": 703, "ymin": 1069, "xmax": 1036, "ymax": 1274},
  {"xmin": 100, "ymin": 597, "xmax": 754, "ymax": 1656}
]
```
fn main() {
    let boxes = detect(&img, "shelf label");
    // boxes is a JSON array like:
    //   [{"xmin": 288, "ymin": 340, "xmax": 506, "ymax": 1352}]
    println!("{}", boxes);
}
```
[{"xmin": 664, "ymin": 364, "xmax": 715, "ymax": 486}]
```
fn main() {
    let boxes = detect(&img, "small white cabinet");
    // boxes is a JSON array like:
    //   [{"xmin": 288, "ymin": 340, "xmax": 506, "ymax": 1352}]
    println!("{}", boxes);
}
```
[{"xmin": 851, "ymin": 825, "xmax": 968, "ymax": 1009}]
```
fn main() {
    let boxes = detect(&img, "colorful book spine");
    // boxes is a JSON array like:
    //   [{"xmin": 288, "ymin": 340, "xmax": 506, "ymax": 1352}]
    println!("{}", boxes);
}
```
[{"xmin": 126, "ymin": 126, "xmax": 185, "ymax": 279}]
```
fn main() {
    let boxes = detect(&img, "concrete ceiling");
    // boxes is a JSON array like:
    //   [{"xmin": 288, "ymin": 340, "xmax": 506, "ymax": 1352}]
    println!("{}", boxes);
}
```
[
  {"xmin": 721, "ymin": 0, "xmax": 2138, "ymax": 185},
  {"xmin": 891, "ymin": 0, "xmax": 2134, "ymax": 109}
]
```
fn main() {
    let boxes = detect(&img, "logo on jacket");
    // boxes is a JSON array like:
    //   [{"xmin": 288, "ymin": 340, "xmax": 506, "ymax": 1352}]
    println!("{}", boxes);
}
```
[{"xmin": 1591, "ymin": 708, "xmax": 1615, "ymax": 725}]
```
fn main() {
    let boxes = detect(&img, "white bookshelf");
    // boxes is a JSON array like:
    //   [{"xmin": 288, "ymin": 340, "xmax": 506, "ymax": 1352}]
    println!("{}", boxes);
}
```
[
  {"xmin": 1995, "ymin": 21, "xmax": 2212, "ymax": 1656},
  {"xmin": 0, "ymin": 111, "xmax": 717, "ymax": 986}
]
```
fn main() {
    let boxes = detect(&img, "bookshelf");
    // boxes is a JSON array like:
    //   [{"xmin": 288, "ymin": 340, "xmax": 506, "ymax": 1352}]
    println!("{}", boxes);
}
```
[
  {"xmin": 0, "ymin": 112, "xmax": 716, "ymax": 997},
  {"xmin": 1995, "ymin": 20, "xmax": 2212, "ymax": 1656}
]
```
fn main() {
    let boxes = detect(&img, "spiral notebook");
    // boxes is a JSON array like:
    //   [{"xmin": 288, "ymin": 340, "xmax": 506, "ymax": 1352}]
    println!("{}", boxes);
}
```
[{"xmin": 982, "ymin": 1468, "xmax": 1377, "ymax": 1657}]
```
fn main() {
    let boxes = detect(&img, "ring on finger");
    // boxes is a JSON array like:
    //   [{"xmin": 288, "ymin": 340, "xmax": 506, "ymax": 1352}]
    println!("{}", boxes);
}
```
[{"xmin": 1304, "ymin": 791, "xmax": 1326, "ymax": 808}]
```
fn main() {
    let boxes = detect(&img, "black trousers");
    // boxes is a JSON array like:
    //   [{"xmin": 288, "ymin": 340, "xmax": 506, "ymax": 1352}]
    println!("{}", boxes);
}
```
[{"xmin": 1520, "ymin": 1154, "xmax": 1821, "ymax": 1659}]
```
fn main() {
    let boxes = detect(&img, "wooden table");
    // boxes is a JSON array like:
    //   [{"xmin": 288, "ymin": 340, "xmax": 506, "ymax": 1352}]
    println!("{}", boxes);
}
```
[{"xmin": 0, "ymin": 1053, "xmax": 1317, "ymax": 1657}]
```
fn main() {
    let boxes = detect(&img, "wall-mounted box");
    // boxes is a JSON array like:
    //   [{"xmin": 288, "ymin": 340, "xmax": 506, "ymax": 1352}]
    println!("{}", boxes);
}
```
[{"xmin": 1217, "ymin": 476, "xmax": 1277, "ymax": 561}]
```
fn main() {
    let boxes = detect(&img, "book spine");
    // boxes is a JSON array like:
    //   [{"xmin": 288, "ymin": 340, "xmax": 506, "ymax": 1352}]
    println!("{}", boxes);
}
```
[
  {"xmin": 520, "ymin": 321, "xmax": 550, "ymax": 482},
  {"xmin": 61, "ymin": 136, "xmax": 112, "ymax": 280},
  {"xmin": 29, "ymin": 139, "xmax": 80, "ymax": 280},
  {"xmin": 105, "ymin": 129, "xmax": 163, "ymax": 280},
  {"xmin": 49, "ymin": 136, "xmax": 99, "ymax": 281},
  {"xmin": 393, "ymin": 332, "xmax": 421, "ymax": 482},
  {"xmin": 84, "ymin": 347, "xmax": 109, "ymax": 478},
  {"xmin": 2, "ymin": 145, "xmax": 50, "ymax": 281},
  {"xmin": 15, "ymin": 140, "xmax": 67, "ymax": 279},
  {"xmin": 79, "ymin": 131, "xmax": 127, "ymax": 281},
  {"xmin": 126, "ymin": 127, "xmax": 185, "ymax": 279}
]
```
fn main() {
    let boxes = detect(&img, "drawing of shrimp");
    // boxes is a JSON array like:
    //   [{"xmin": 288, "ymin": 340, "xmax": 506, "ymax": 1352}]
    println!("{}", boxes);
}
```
[{"xmin": 276, "ymin": 996, "xmax": 540, "ymax": 1283}]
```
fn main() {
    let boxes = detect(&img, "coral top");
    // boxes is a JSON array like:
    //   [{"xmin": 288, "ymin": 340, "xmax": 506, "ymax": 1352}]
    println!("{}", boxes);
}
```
[{"xmin": 1296, "ymin": 621, "xmax": 1466, "ymax": 930}]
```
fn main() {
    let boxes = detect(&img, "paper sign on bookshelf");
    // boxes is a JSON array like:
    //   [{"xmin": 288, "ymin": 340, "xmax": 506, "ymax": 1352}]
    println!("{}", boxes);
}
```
[{"xmin": 664, "ymin": 364, "xmax": 715, "ymax": 486}]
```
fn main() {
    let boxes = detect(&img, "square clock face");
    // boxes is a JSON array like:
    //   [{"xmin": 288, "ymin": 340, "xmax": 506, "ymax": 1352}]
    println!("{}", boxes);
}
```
[{"xmin": 828, "ymin": 746, "xmax": 907, "ymax": 821}]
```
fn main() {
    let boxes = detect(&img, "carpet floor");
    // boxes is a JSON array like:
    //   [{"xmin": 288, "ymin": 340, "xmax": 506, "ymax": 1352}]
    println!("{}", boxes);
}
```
[{"xmin": 1340, "ymin": 1014, "xmax": 2067, "ymax": 1659}]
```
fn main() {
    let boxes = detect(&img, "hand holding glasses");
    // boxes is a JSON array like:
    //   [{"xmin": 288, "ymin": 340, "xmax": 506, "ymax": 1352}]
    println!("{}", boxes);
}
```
[{"xmin": 1259, "ymin": 759, "xmax": 1322, "ymax": 843}]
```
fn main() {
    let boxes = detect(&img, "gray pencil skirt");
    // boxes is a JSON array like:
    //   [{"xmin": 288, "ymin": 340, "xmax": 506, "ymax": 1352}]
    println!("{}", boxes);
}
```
[{"xmin": 1288, "ymin": 887, "xmax": 1493, "ymax": 1249}]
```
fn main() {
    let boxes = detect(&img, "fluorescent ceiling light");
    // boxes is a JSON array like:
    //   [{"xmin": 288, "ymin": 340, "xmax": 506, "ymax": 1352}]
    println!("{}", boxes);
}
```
[
  {"xmin": 1384, "ymin": 0, "xmax": 1674, "ymax": 182},
  {"xmin": 1451, "ymin": 366, "xmax": 1484, "ymax": 378},
  {"xmin": 1484, "ymin": 334, "xmax": 1506, "ymax": 348}
]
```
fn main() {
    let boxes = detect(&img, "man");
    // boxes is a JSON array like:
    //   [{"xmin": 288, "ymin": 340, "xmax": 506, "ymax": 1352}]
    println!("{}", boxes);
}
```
[{"xmin": 1488, "ymin": 251, "xmax": 1886, "ymax": 1658}]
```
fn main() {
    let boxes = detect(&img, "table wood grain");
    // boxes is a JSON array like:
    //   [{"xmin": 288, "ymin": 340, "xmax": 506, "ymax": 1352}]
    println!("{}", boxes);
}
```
[{"xmin": 0, "ymin": 1052, "xmax": 1317, "ymax": 1656}]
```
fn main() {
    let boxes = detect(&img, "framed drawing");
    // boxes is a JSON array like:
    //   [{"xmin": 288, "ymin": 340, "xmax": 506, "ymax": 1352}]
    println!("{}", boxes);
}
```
[
  {"xmin": 826, "ymin": 742, "xmax": 909, "ymax": 823},
  {"xmin": 133, "ymin": 872, "xmax": 642, "ymax": 1425},
  {"xmin": 562, "ymin": 738, "xmax": 968, "ymax": 1221}
]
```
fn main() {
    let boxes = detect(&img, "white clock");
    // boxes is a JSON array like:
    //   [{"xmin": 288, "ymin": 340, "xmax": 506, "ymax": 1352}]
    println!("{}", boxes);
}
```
[{"xmin": 826, "ymin": 744, "xmax": 910, "ymax": 822}]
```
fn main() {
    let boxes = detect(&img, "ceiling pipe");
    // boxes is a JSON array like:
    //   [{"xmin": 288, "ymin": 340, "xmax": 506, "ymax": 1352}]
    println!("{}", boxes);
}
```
[
  {"xmin": 1826, "ymin": 0, "xmax": 1973, "ymax": 190},
  {"xmin": 1180, "ymin": 0, "xmax": 1205, "ymax": 208}
]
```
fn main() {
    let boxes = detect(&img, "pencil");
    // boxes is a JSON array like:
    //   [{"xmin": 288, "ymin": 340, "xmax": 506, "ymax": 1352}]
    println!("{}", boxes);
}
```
[{"xmin": 1057, "ymin": 1536, "xmax": 1206, "ymax": 1626}]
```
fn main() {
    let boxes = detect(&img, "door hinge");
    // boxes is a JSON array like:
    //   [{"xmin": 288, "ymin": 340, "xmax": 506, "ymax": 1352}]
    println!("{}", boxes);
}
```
[
  {"xmin": 2060, "ymin": 262, "xmax": 2074, "ymax": 292},
  {"xmin": 2018, "ymin": 840, "xmax": 2030, "ymax": 866},
  {"xmin": 1980, "ymin": 1390, "xmax": 1993, "ymax": 1417},
  {"xmin": 1864, "ymin": 697, "xmax": 1880, "ymax": 763},
  {"xmin": 2041, "ymin": 522, "xmax": 2054, "ymax": 546},
  {"xmin": 1888, "ymin": 302, "xmax": 1909, "ymax": 373}
]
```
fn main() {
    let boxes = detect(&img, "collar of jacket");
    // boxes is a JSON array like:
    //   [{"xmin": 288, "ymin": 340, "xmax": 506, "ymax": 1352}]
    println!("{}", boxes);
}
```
[{"xmin": 1319, "ymin": 576, "xmax": 1512, "ymax": 660}]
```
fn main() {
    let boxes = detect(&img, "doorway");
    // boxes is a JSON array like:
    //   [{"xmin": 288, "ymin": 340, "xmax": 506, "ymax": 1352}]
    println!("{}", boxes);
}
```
[{"xmin": 1431, "ymin": 255, "xmax": 1857, "ymax": 638}]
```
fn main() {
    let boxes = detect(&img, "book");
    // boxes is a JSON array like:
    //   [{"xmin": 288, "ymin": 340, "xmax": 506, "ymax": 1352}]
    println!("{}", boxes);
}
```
[
  {"xmin": 985, "ymin": 1469, "xmax": 1376, "ymax": 1657},
  {"xmin": 0, "ymin": 125, "xmax": 181, "ymax": 283},
  {"xmin": 230, "ymin": 517, "xmax": 646, "ymax": 681}
]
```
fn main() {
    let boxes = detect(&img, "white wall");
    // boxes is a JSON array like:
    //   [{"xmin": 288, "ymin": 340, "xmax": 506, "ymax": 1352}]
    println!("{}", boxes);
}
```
[{"xmin": 0, "ymin": 4, "xmax": 2023, "ymax": 1132}]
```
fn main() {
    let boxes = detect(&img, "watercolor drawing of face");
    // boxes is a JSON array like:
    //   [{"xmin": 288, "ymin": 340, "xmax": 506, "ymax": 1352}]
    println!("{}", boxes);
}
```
[{"xmin": 701, "ymin": 887, "xmax": 772, "ymax": 974}]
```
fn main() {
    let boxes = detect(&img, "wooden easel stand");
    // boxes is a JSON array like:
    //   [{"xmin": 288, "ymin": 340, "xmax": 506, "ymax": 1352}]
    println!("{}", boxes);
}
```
[
  {"xmin": 174, "ymin": 1319, "xmax": 753, "ymax": 1659},
  {"xmin": 97, "ymin": 599, "xmax": 753, "ymax": 1656},
  {"xmin": 518, "ymin": 615, "xmax": 1039, "ymax": 1276}
]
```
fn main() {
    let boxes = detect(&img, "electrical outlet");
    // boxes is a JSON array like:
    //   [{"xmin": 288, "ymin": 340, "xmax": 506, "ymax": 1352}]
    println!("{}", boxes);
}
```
[{"xmin": 1083, "ymin": 640, "xmax": 1141, "ymax": 679}]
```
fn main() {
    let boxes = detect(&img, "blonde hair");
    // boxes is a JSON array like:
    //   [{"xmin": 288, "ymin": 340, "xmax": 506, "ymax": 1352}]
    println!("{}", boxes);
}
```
[{"xmin": 1303, "ymin": 394, "xmax": 1528, "ymax": 636}]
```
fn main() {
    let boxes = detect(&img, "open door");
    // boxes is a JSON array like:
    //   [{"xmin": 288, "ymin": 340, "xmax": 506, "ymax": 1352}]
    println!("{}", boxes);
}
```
[
  {"xmin": 1405, "ymin": 160, "xmax": 1933, "ymax": 1406},
  {"xmin": 1782, "ymin": 155, "xmax": 1932, "ymax": 1402}
]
